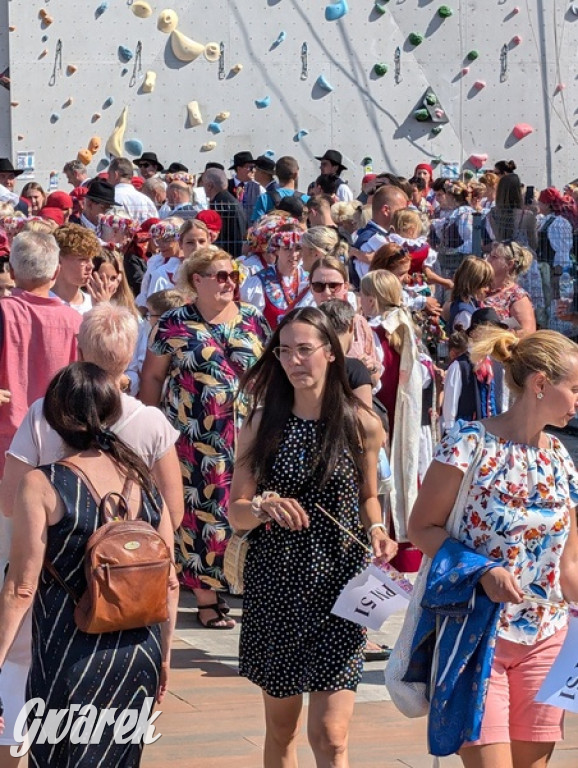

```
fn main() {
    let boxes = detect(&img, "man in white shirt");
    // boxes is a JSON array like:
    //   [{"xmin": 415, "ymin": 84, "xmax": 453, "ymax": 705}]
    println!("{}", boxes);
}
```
[
  {"xmin": 108, "ymin": 157, "xmax": 158, "ymax": 223},
  {"xmin": 62, "ymin": 159, "xmax": 90, "ymax": 188},
  {"xmin": 314, "ymin": 149, "xmax": 354, "ymax": 202}
]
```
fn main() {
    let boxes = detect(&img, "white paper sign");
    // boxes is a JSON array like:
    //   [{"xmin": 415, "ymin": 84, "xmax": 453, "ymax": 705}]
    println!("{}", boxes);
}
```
[
  {"xmin": 536, "ymin": 613, "xmax": 578, "ymax": 712},
  {"xmin": 331, "ymin": 564, "xmax": 412, "ymax": 631}
]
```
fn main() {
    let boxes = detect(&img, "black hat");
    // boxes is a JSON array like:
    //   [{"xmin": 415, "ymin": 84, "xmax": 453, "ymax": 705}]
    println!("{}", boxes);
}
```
[
  {"xmin": 229, "ymin": 151, "xmax": 255, "ymax": 170},
  {"xmin": 0, "ymin": 158, "xmax": 24, "ymax": 176},
  {"xmin": 468, "ymin": 307, "xmax": 508, "ymax": 334},
  {"xmin": 204, "ymin": 162, "xmax": 225, "ymax": 172},
  {"xmin": 277, "ymin": 196, "xmax": 304, "ymax": 219},
  {"xmin": 134, "ymin": 152, "xmax": 164, "ymax": 172},
  {"xmin": 254, "ymin": 155, "xmax": 276, "ymax": 174},
  {"xmin": 165, "ymin": 162, "xmax": 189, "ymax": 174},
  {"xmin": 314, "ymin": 149, "xmax": 347, "ymax": 171},
  {"xmin": 86, "ymin": 179, "xmax": 116, "ymax": 207}
]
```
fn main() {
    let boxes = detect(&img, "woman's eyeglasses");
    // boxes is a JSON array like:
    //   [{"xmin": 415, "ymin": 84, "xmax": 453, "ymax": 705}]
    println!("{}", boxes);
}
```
[
  {"xmin": 273, "ymin": 343, "xmax": 327, "ymax": 362},
  {"xmin": 200, "ymin": 270, "xmax": 240, "ymax": 284},
  {"xmin": 310, "ymin": 281, "xmax": 344, "ymax": 294}
]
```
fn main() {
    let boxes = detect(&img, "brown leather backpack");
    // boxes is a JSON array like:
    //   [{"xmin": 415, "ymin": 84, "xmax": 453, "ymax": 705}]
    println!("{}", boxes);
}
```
[{"xmin": 45, "ymin": 460, "xmax": 171, "ymax": 634}]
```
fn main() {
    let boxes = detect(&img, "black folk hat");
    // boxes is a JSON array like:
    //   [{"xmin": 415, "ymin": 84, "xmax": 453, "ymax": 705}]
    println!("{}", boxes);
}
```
[
  {"xmin": 165, "ymin": 162, "xmax": 189, "ymax": 174},
  {"xmin": 0, "ymin": 158, "xmax": 24, "ymax": 176},
  {"xmin": 254, "ymin": 155, "xmax": 276, "ymax": 174},
  {"xmin": 86, "ymin": 179, "xmax": 117, "ymax": 206},
  {"xmin": 229, "ymin": 151, "xmax": 255, "ymax": 170},
  {"xmin": 314, "ymin": 149, "xmax": 347, "ymax": 171},
  {"xmin": 134, "ymin": 152, "xmax": 164, "ymax": 171}
]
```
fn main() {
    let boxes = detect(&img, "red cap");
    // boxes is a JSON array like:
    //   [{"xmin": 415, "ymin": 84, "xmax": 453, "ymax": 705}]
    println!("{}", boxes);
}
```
[
  {"xmin": 196, "ymin": 209, "xmax": 222, "ymax": 233},
  {"xmin": 46, "ymin": 191, "xmax": 73, "ymax": 210},
  {"xmin": 70, "ymin": 186, "xmax": 88, "ymax": 200},
  {"xmin": 414, "ymin": 163, "xmax": 434, "ymax": 180},
  {"xmin": 139, "ymin": 217, "xmax": 161, "ymax": 234},
  {"xmin": 39, "ymin": 207, "xmax": 65, "ymax": 226},
  {"xmin": 362, "ymin": 173, "xmax": 377, "ymax": 185},
  {"xmin": 131, "ymin": 176, "xmax": 145, "ymax": 190}
]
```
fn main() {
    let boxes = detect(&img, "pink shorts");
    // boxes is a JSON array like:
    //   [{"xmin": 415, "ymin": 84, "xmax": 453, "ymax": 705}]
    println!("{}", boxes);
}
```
[{"xmin": 463, "ymin": 626, "xmax": 567, "ymax": 747}]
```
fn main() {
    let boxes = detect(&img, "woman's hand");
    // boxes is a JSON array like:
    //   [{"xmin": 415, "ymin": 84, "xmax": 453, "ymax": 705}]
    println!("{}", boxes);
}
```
[
  {"xmin": 86, "ymin": 271, "xmax": 118, "ymax": 304},
  {"xmin": 156, "ymin": 663, "xmax": 169, "ymax": 704},
  {"xmin": 370, "ymin": 529, "xmax": 398, "ymax": 565},
  {"xmin": 0, "ymin": 389, "xmax": 11, "ymax": 405},
  {"xmin": 262, "ymin": 497, "xmax": 310, "ymax": 531},
  {"xmin": 479, "ymin": 567, "xmax": 524, "ymax": 604}
]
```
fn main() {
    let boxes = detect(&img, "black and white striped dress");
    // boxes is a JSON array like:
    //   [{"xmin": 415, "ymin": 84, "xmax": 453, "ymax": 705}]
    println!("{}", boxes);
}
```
[{"xmin": 27, "ymin": 464, "xmax": 162, "ymax": 768}]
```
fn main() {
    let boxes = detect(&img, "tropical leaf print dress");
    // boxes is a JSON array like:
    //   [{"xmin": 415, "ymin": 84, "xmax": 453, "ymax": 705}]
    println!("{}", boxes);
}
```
[{"xmin": 151, "ymin": 302, "xmax": 270, "ymax": 591}]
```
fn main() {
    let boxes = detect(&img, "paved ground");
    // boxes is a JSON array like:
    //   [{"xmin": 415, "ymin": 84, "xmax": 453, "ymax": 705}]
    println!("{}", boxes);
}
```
[{"xmin": 141, "ymin": 428, "xmax": 578, "ymax": 767}]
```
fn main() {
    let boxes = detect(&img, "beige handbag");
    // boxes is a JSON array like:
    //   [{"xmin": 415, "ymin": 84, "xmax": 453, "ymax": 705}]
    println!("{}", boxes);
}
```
[{"xmin": 223, "ymin": 529, "xmax": 251, "ymax": 594}]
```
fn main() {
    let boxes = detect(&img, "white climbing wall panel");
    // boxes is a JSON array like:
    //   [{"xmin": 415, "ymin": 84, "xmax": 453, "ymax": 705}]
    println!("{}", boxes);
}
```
[{"xmin": 4, "ymin": 0, "xmax": 578, "ymax": 190}]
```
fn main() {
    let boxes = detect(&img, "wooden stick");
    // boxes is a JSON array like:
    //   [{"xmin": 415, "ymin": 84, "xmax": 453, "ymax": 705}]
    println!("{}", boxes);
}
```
[{"xmin": 314, "ymin": 503, "xmax": 373, "ymax": 555}]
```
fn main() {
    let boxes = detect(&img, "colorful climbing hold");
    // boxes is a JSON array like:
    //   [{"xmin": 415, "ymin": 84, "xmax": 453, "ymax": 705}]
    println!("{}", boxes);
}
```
[
  {"xmin": 105, "ymin": 106, "xmax": 129, "ymax": 158},
  {"xmin": 231, "ymin": 63, "xmax": 243, "ymax": 75},
  {"xmin": 88, "ymin": 136, "xmax": 101, "ymax": 153},
  {"xmin": 66, "ymin": 64, "xmax": 78, "ymax": 75},
  {"xmin": 438, "ymin": 6, "xmax": 453, "ymax": 18},
  {"xmin": 512, "ymin": 6, "xmax": 520, "ymax": 13},
  {"xmin": 118, "ymin": 46, "xmax": 134, "ymax": 63},
  {"xmin": 414, "ymin": 108, "xmax": 430, "ymax": 122},
  {"xmin": 171, "ymin": 30, "xmax": 205, "ymax": 62},
  {"xmin": 512, "ymin": 122, "xmax": 533, "ymax": 140},
  {"xmin": 125, "ymin": 139, "xmax": 144, "ymax": 156},
  {"xmin": 121, "ymin": 68, "xmax": 128, "ymax": 76},
  {"xmin": 512, "ymin": 35, "xmax": 523, "ymax": 46},
  {"xmin": 473, "ymin": 80, "xmax": 486, "ymax": 90},
  {"xmin": 325, "ymin": 0, "xmax": 349, "ymax": 22},
  {"xmin": 187, "ymin": 101, "xmax": 203, "ymax": 126},
  {"xmin": 10, "ymin": 101, "xmax": 19, "ymax": 107},
  {"xmin": 103, "ymin": 96, "xmax": 114, "ymax": 108},
  {"xmin": 132, "ymin": 1, "xmax": 153, "ymax": 18},
  {"xmin": 77, "ymin": 149, "xmax": 93, "ymax": 165},
  {"xmin": 208, "ymin": 122, "xmax": 222, "ymax": 134},
  {"xmin": 95, "ymin": 3, "xmax": 108, "ymax": 18},
  {"xmin": 409, "ymin": 33, "xmax": 424, "ymax": 46},
  {"xmin": 431, "ymin": 126, "xmax": 443, "ymax": 136},
  {"xmin": 204, "ymin": 43, "xmax": 221, "ymax": 63},
  {"xmin": 51, "ymin": 113, "xmax": 60, "ymax": 123},
  {"xmin": 39, "ymin": 49, "xmax": 49, "ymax": 58},
  {"xmin": 294, "ymin": 129, "xmax": 309, "ymax": 141},
  {"xmin": 316, "ymin": 75, "xmax": 334, "ymax": 92},
  {"xmin": 555, "ymin": 83, "xmax": 566, "ymax": 93},
  {"xmin": 374, "ymin": 2, "xmax": 388, "ymax": 14},
  {"xmin": 63, "ymin": 97, "xmax": 73, "ymax": 107},
  {"xmin": 373, "ymin": 63, "xmax": 388, "ymax": 76},
  {"xmin": 425, "ymin": 92, "xmax": 437, "ymax": 106},
  {"xmin": 434, "ymin": 108, "xmax": 445, "ymax": 119},
  {"xmin": 255, "ymin": 96, "xmax": 271, "ymax": 109},
  {"xmin": 461, "ymin": 67, "xmax": 470, "ymax": 75},
  {"xmin": 142, "ymin": 71, "xmax": 156, "ymax": 93},
  {"xmin": 201, "ymin": 142, "xmax": 217, "ymax": 152},
  {"xmin": 92, "ymin": 113, "xmax": 101, "ymax": 121},
  {"xmin": 469, "ymin": 153, "xmax": 488, "ymax": 169},
  {"xmin": 215, "ymin": 111, "xmax": 230, "ymax": 122},
  {"xmin": 466, "ymin": 50, "xmax": 479, "ymax": 61}
]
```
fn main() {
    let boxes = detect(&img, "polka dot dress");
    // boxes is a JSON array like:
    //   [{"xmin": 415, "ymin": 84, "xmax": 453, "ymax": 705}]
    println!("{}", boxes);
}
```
[{"xmin": 239, "ymin": 415, "xmax": 367, "ymax": 699}]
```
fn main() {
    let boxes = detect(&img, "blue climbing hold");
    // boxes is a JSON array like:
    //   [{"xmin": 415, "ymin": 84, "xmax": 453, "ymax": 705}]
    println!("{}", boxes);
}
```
[
  {"xmin": 265, "ymin": 150, "xmax": 275, "ymax": 158},
  {"xmin": 325, "ymin": 0, "xmax": 349, "ymax": 21},
  {"xmin": 294, "ymin": 129, "xmax": 309, "ymax": 142},
  {"xmin": 95, "ymin": 2, "xmax": 108, "ymax": 18},
  {"xmin": 103, "ymin": 96, "xmax": 114, "ymax": 108},
  {"xmin": 50, "ymin": 113, "xmax": 60, "ymax": 123},
  {"xmin": 271, "ymin": 31, "xmax": 286, "ymax": 49},
  {"xmin": 208, "ymin": 122, "xmax": 222, "ymax": 134},
  {"xmin": 316, "ymin": 75, "xmax": 334, "ymax": 92},
  {"xmin": 118, "ymin": 46, "xmax": 134, "ymax": 63},
  {"xmin": 97, "ymin": 158, "xmax": 110, "ymax": 172},
  {"xmin": 121, "ymin": 68, "xmax": 128, "ymax": 76},
  {"xmin": 124, "ymin": 139, "xmax": 144, "ymax": 156},
  {"xmin": 255, "ymin": 96, "xmax": 271, "ymax": 109}
]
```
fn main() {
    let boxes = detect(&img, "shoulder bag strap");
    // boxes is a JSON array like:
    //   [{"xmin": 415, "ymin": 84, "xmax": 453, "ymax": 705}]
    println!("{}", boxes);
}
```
[{"xmin": 445, "ymin": 424, "xmax": 486, "ymax": 538}]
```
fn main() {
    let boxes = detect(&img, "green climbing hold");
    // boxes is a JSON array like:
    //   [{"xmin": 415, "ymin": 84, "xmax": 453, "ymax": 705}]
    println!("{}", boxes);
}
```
[
  {"xmin": 438, "ymin": 6, "xmax": 453, "ymax": 18},
  {"xmin": 361, "ymin": 156, "xmax": 373, "ymax": 167},
  {"xmin": 425, "ymin": 92, "xmax": 437, "ymax": 106},
  {"xmin": 431, "ymin": 126, "xmax": 443, "ymax": 136},
  {"xmin": 409, "ymin": 33, "xmax": 424, "ymax": 46},
  {"xmin": 467, "ymin": 50, "xmax": 479, "ymax": 61},
  {"xmin": 414, "ymin": 108, "xmax": 430, "ymax": 122},
  {"xmin": 374, "ymin": 2, "xmax": 388, "ymax": 13},
  {"xmin": 373, "ymin": 63, "xmax": 388, "ymax": 76}
]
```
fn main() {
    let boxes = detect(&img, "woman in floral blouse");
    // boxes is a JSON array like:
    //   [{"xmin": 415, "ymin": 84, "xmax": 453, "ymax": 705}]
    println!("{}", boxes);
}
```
[
  {"xmin": 140, "ymin": 248, "xmax": 270, "ymax": 628},
  {"xmin": 409, "ymin": 328, "xmax": 578, "ymax": 766}
]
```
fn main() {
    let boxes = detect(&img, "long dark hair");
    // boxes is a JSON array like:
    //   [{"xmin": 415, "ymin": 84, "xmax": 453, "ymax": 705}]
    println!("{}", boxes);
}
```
[
  {"xmin": 240, "ymin": 306, "xmax": 368, "ymax": 486},
  {"xmin": 492, "ymin": 173, "xmax": 524, "ymax": 241},
  {"xmin": 43, "ymin": 362, "xmax": 154, "ymax": 495}
]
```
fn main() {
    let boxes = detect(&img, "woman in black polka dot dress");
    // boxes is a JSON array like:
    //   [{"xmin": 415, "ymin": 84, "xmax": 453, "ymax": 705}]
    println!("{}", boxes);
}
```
[{"xmin": 230, "ymin": 306, "xmax": 398, "ymax": 767}]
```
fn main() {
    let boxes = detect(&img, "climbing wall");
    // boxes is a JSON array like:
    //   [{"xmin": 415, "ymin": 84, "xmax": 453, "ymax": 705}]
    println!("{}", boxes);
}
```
[{"xmin": 4, "ymin": 1, "xmax": 578, "ymax": 191}]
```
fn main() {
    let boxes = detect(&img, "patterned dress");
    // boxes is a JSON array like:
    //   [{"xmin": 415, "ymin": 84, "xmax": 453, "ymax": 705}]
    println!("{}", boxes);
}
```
[
  {"xmin": 240, "ymin": 416, "xmax": 367, "ymax": 697},
  {"xmin": 151, "ymin": 302, "xmax": 270, "ymax": 591},
  {"xmin": 30, "ymin": 464, "xmax": 162, "ymax": 767},
  {"xmin": 435, "ymin": 421, "xmax": 578, "ymax": 644}
]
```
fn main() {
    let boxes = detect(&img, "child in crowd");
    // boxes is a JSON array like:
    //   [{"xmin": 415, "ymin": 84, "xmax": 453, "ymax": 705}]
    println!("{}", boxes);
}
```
[
  {"xmin": 389, "ymin": 208, "xmax": 452, "ymax": 291},
  {"xmin": 445, "ymin": 255, "xmax": 494, "ymax": 332}
]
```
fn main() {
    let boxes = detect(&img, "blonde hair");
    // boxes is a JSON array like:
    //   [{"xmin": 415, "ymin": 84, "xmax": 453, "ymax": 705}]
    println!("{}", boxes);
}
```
[
  {"xmin": 309, "ymin": 255, "xmax": 348, "ymax": 283},
  {"xmin": 78, "ymin": 303, "xmax": 138, "ymax": 378},
  {"xmin": 147, "ymin": 288, "xmax": 186, "ymax": 315},
  {"xmin": 361, "ymin": 270, "xmax": 406, "ymax": 353},
  {"xmin": 179, "ymin": 218, "xmax": 209, "ymax": 242},
  {"xmin": 176, "ymin": 246, "xmax": 228, "ymax": 295},
  {"xmin": 470, "ymin": 328, "xmax": 578, "ymax": 397},
  {"xmin": 330, "ymin": 200, "xmax": 361, "ymax": 225},
  {"xmin": 0, "ymin": 203, "xmax": 15, "ymax": 218},
  {"xmin": 491, "ymin": 240, "xmax": 533, "ymax": 277},
  {"xmin": 391, "ymin": 208, "xmax": 424, "ymax": 239},
  {"xmin": 444, "ymin": 180, "xmax": 470, "ymax": 204},
  {"xmin": 451, "ymin": 256, "xmax": 493, "ymax": 302},
  {"xmin": 301, "ymin": 226, "xmax": 348, "ymax": 262},
  {"xmin": 480, "ymin": 172, "xmax": 499, "ymax": 191},
  {"xmin": 23, "ymin": 218, "xmax": 56, "ymax": 234}
]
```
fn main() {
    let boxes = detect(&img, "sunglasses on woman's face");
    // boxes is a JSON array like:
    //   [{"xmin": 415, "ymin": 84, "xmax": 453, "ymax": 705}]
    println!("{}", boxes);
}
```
[
  {"xmin": 201, "ymin": 269, "xmax": 240, "ymax": 284},
  {"xmin": 310, "ymin": 281, "xmax": 344, "ymax": 294}
]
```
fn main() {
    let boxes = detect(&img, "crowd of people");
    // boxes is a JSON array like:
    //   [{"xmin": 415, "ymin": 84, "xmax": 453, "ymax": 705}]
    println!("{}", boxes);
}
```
[{"xmin": 0, "ymin": 147, "xmax": 577, "ymax": 767}]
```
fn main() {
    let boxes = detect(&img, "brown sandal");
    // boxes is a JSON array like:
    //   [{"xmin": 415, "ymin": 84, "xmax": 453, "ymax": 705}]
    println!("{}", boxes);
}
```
[{"xmin": 196, "ymin": 604, "xmax": 235, "ymax": 630}]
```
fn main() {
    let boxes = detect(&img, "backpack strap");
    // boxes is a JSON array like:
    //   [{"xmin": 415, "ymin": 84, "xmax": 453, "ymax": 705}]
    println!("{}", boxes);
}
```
[
  {"xmin": 57, "ymin": 459, "xmax": 137, "ymax": 523},
  {"xmin": 43, "ymin": 558, "xmax": 79, "ymax": 604}
]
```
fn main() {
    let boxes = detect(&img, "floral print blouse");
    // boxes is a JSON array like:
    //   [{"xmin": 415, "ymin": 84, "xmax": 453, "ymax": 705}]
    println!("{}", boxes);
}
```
[{"xmin": 435, "ymin": 420, "xmax": 578, "ymax": 644}]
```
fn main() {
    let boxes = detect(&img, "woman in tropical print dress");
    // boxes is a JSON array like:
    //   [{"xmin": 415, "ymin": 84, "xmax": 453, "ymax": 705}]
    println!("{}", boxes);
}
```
[{"xmin": 141, "ymin": 248, "xmax": 270, "ymax": 629}]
